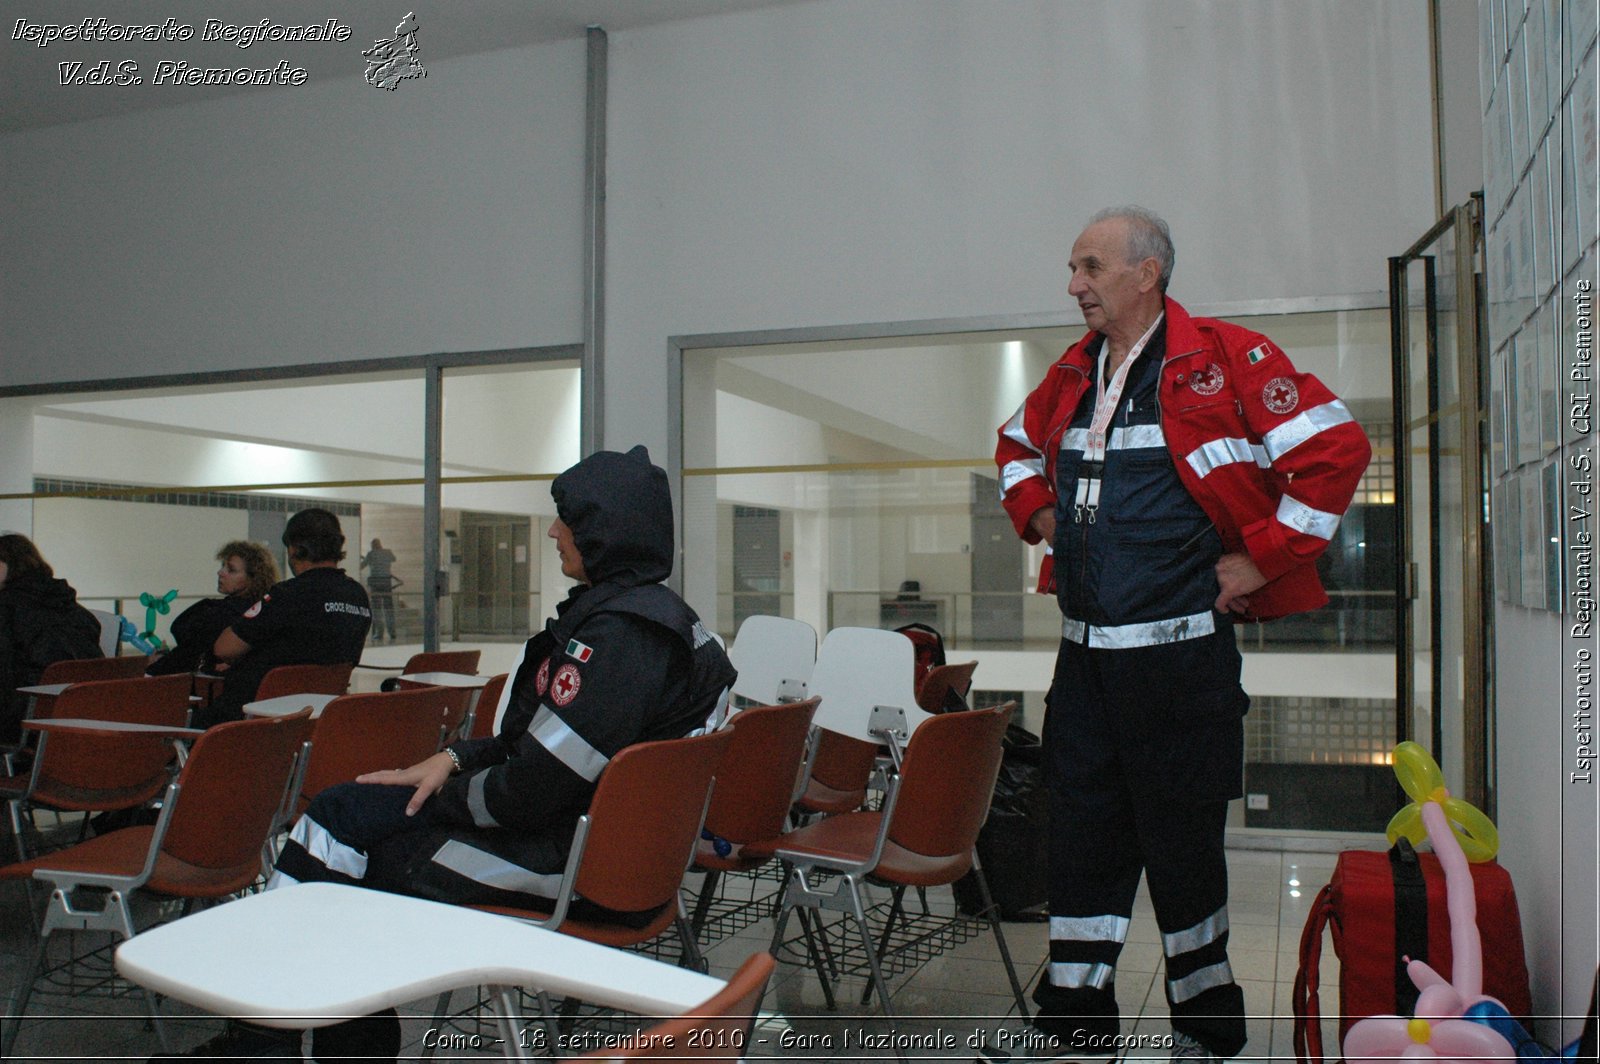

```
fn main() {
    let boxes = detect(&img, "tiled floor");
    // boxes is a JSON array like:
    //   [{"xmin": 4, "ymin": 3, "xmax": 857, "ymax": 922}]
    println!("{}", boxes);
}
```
[{"xmin": 0, "ymin": 844, "xmax": 1344, "ymax": 1062}]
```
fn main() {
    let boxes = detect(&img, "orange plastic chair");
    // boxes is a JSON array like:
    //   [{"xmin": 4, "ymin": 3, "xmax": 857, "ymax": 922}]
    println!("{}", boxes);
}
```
[
  {"xmin": 293, "ymin": 688, "xmax": 458, "ymax": 817},
  {"xmin": 252, "ymin": 662, "xmax": 354, "ymax": 702},
  {"xmin": 401, "ymin": 650, "xmax": 481, "ymax": 676},
  {"xmin": 1, "ymin": 674, "xmax": 193, "ymax": 861},
  {"xmin": 37, "ymin": 656, "xmax": 147, "ymax": 685},
  {"xmin": 423, "ymin": 728, "xmax": 736, "ymax": 1051},
  {"xmin": 686, "ymin": 699, "xmax": 818, "ymax": 940},
  {"xmin": 576, "ymin": 951, "xmax": 776, "ymax": 1061},
  {"xmin": 914, "ymin": 660, "xmax": 978, "ymax": 712},
  {"xmin": 750, "ymin": 703, "xmax": 1029, "ymax": 1025},
  {"xmin": 793, "ymin": 727, "xmax": 880, "ymax": 817},
  {"xmin": 467, "ymin": 673, "xmax": 509, "ymax": 740},
  {"xmin": 0, "ymin": 710, "xmax": 314, "ymax": 1057}
]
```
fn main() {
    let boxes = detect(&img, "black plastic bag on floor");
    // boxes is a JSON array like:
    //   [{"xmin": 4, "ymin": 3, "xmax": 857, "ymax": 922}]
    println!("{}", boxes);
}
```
[{"xmin": 954, "ymin": 721, "xmax": 1049, "ymax": 920}]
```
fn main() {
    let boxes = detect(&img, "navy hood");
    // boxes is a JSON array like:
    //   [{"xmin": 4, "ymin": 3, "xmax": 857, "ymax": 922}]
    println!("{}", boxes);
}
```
[{"xmin": 551, "ymin": 445, "xmax": 673, "ymax": 587}]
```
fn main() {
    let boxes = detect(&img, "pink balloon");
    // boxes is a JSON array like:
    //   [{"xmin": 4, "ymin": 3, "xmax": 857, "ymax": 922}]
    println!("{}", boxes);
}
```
[
  {"xmin": 1344, "ymin": 1015, "xmax": 1412, "ymax": 1059},
  {"xmin": 1422, "ymin": 802, "xmax": 1484, "ymax": 1000},
  {"xmin": 1416, "ymin": 982, "xmax": 1466, "ymax": 1020},
  {"xmin": 1430, "ymin": 1019, "xmax": 1516, "ymax": 1059}
]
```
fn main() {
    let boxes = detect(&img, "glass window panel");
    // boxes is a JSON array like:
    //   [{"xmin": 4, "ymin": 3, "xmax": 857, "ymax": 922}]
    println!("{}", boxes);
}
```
[{"xmin": 438, "ymin": 360, "xmax": 580, "ymax": 680}]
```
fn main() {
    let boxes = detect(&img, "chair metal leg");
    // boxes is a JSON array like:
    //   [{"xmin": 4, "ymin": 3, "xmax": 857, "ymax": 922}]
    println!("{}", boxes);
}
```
[
  {"xmin": 844, "ymin": 874, "xmax": 906, "ymax": 1063},
  {"xmin": 688, "ymin": 868, "xmax": 720, "ymax": 939},
  {"xmin": 674, "ymin": 896, "xmax": 708, "ymax": 972},
  {"xmin": 138, "ymin": 985, "xmax": 172, "ymax": 1053},
  {"xmin": 770, "ymin": 867, "xmax": 837, "ymax": 1011},
  {"xmin": 971, "ymin": 852, "xmax": 1031, "ymax": 1020},
  {"xmin": 794, "ymin": 906, "xmax": 837, "ymax": 1010},
  {"xmin": 0, "ymin": 927, "xmax": 50, "ymax": 1058},
  {"xmin": 419, "ymin": 988, "xmax": 452, "ymax": 1061},
  {"xmin": 488, "ymin": 985, "xmax": 533, "ymax": 1062},
  {"xmin": 861, "ymin": 884, "xmax": 908, "ymax": 1006}
]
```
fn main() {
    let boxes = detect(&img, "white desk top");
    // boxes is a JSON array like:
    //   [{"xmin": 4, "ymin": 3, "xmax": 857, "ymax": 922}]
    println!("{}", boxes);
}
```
[
  {"xmin": 24, "ymin": 718, "xmax": 203, "ymax": 737},
  {"xmin": 115, "ymin": 882, "xmax": 724, "ymax": 1028},
  {"xmin": 242, "ymin": 693, "xmax": 338, "ymax": 719},
  {"xmin": 16, "ymin": 683, "xmax": 71, "ymax": 698},
  {"xmin": 399, "ymin": 671, "xmax": 488, "ymax": 688}
]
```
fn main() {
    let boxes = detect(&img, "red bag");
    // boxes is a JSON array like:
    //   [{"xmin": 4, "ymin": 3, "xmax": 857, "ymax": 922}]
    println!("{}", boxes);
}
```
[{"xmin": 1292, "ymin": 841, "xmax": 1534, "ymax": 1064}]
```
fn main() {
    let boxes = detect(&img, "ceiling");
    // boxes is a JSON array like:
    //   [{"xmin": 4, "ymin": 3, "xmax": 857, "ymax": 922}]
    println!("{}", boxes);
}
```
[{"xmin": 1, "ymin": 0, "xmax": 803, "ymax": 133}]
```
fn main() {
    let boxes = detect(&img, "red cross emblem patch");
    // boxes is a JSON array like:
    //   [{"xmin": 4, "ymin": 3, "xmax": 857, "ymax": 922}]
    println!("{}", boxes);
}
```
[
  {"xmin": 1188, "ymin": 363, "xmax": 1225, "ymax": 397},
  {"xmin": 550, "ymin": 664, "xmax": 582, "ymax": 707},
  {"xmin": 243, "ymin": 596, "xmax": 267, "ymax": 619},
  {"xmin": 535, "ymin": 658, "xmax": 551, "ymax": 696},
  {"xmin": 1262, "ymin": 377, "xmax": 1299, "ymax": 414}
]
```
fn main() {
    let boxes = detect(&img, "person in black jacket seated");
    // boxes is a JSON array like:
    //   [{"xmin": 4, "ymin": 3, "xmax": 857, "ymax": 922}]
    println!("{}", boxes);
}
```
[
  {"xmin": 146, "ymin": 541, "xmax": 279, "ymax": 679},
  {"xmin": 0, "ymin": 533, "xmax": 103, "ymax": 743},
  {"xmin": 197, "ymin": 509, "xmax": 371, "ymax": 729},
  {"xmin": 159, "ymin": 447, "xmax": 737, "ymax": 1063}
]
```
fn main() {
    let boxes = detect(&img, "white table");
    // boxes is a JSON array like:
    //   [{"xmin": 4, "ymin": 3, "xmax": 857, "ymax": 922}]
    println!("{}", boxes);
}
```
[
  {"xmin": 15, "ymin": 683, "xmax": 71, "ymax": 699},
  {"xmin": 115, "ymin": 883, "xmax": 724, "ymax": 1042},
  {"xmin": 399, "ymin": 671, "xmax": 491, "ymax": 739},
  {"xmin": 241, "ymin": 693, "xmax": 338, "ymax": 719}
]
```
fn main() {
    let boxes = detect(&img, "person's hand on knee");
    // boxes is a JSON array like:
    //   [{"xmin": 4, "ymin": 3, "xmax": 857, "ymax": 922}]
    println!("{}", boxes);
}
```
[{"xmin": 358, "ymin": 752, "xmax": 455, "ymax": 816}]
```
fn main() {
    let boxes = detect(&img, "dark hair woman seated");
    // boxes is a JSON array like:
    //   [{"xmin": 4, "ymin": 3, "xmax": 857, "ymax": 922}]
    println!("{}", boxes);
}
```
[{"xmin": 0, "ymin": 533, "xmax": 103, "ymax": 742}]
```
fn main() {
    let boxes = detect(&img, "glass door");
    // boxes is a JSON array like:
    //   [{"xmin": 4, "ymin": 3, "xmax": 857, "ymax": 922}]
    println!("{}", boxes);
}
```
[{"xmin": 1389, "ymin": 196, "xmax": 1491, "ymax": 808}]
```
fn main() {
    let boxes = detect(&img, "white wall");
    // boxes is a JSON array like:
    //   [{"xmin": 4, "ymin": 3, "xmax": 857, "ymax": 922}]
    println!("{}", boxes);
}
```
[
  {"xmin": 0, "ymin": 42, "xmax": 586, "ymax": 386},
  {"xmin": 606, "ymin": 0, "xmax": 1436, "ymax": 460}
]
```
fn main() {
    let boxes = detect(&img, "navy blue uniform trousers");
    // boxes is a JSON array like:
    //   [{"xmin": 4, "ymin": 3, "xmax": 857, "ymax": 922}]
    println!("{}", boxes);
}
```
[{"xmin": 1033, "ymin": 623, "xmax": 1249, "ymax": 1058}]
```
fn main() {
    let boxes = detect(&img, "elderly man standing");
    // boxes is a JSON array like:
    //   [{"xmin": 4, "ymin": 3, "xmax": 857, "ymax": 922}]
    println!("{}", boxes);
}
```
[{"xmin": 994, "ymin": 207, "xmax": 1370, "ymax": 1060}]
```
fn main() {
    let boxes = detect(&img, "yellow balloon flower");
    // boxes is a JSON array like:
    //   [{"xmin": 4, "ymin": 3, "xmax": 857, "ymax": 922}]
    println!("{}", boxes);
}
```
[{"xmin": 1384, "ymin": 741, "xmax": 1499, "ymax": 863}]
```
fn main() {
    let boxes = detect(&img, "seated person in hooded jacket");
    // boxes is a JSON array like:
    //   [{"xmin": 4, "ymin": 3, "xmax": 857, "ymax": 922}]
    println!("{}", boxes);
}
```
[
  {"xmin": 145, "ymin": 540, "xmax": 278, "ymax": 679},
  {"xmin": 0, "ymin": 533, "xmax": 103, "ymax": 743},
  {"xmin": 167, "ymin": 447, "xmax": 736, "ymax": 1064}
]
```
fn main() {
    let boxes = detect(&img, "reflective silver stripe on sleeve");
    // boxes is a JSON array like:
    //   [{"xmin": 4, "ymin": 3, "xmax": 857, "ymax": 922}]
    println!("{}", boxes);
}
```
[
  {"xmin": 1050, "ymin": 914, "xmax": 1131, "ymax": 943},
  {"xmin": 1049, "ymin": 961, "xmax": 1116, "ymax": 990},
  {"xmin": 1261, "ymin": 400, "xmax": 1355, "ymax": 461},
  {"xmin": 1062, "ymin": 609, "xmax": 1215, "ymax": 649},
  {"xmin": 1000, "ymin": 457, "xmax": 1045, "ymax": 493},
  {"xmin": 466, "ymin": 769, "xmax": 499, "ymax": 828},
  {"xmin": 1277, "ymin": 494, "xmax": 1342, "ymax": 540},
  {"xmin": 1061, "ymin": 427, "xmax": 1089, "ymax": 453},
  {"xmin": 1167, "ymin": 960, "xmax": 1236, "ymax": 1004},
  {"xmin": 1001, "ymin": 405, "xmax": 1037, "ymax": 451},
  {"xmin": 1162, "ymin": 907, "xmax": 1228, "ymax": 956},
  {"xmin": 527, "ymin": 705, "xmax": 610, "ymax": 782},
  {"xmin": 289, "ymin": 815, "xmax": 367, "ymax": 879},
  {"xmin": 1185, "ymin": 437, "xmax": 1269, "ymax": 478},
  {"xmin": 430, "ymin": 840, "xmax": 565, "ymax": 898}
]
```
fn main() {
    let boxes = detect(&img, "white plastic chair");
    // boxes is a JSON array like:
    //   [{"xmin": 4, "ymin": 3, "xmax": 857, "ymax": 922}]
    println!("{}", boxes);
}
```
[
  {"xmin": 87, "ymin": 609, "xmax": 122, "ymax": 657},
  {"xmin": 727, "ymin": 615, "xmax": 817, "ymax": 706},
  {"xmin": 806, "ymin": 626, "xmax": 931, "ymax": 746}
]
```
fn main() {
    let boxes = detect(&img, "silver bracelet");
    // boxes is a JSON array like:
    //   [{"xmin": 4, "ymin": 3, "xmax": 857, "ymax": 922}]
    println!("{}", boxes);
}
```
[{"xmin": 443, "ymin": 747, "xmax": 463, "ymax": 774}]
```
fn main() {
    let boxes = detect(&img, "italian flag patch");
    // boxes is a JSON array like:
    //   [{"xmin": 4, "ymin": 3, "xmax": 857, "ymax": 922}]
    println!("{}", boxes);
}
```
[
  {"xmin": 1247, "ymin": 344, "xmax": 1272, "ymax": 364},
  {"xmin": 566, "ymin": 639, "xmax": 594, "ymax": 662}
]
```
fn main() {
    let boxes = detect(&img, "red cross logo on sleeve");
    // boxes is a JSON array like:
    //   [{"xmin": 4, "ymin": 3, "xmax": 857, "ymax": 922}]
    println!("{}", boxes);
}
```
[
  {"xmin": 1262, "ymin": 377, "xmax": 1299, "ymax": 414},
  {"xmin": 550, "ymin": 664, "xmax": 582, "ymax": 707}
]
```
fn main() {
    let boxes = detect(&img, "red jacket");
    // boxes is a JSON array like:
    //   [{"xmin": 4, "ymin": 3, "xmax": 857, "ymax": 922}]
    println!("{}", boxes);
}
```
[{"xmin": 995, "ymin": 297, "xmax": 1372, "ymax": 622}]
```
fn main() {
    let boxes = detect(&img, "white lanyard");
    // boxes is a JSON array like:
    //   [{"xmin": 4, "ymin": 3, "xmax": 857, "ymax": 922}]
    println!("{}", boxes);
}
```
[{"xmin": 1073, "ymin": 314, "xmax": 1164, "ymax": 523}]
